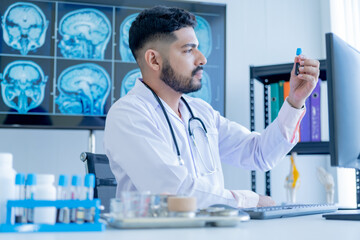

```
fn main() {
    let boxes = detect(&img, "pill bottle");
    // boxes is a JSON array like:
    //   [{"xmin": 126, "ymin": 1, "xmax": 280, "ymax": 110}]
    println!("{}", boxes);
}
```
[
  {"xmin": 0, "ymin": 153, "xmax": 16, "ymax": 224},
  {"xmin": 33, "ymin": 174, "xmax": 57, "ymax": 224}
]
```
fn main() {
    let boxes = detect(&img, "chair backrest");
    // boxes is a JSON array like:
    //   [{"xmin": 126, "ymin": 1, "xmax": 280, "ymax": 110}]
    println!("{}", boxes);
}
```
[{"xmin": 80, "ymin": 152, "xmax": 117, "ymax": 213}]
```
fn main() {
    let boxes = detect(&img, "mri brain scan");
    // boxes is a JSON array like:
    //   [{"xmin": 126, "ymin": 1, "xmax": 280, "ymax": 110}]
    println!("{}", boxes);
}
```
[
  {"xmin": 119, "ymin": 14, "xmax": 212, "ymax": 62},
  {"xmin": 194, "ymin": 16, "xmax": 212, "ymax": 58},
  {"xmin": 2, "ymin": 2, "xmax": 49, "ymax": 55},
  {"xmin": 120, "ymin": 68, "xmax": 142, "ymax": 97},
  {"xmin": 0, "ymin": 61, "xmax": 48, "ymax": 113},
  {"xmin": 56, "ymin": 63, "xmax": 110, "ymax": 115},
  {"xmin": 119, "ymin": 13, "xmax": 137, "ymax": 62},
  {"xmin": 58, "ymin": 8, "xmax": 111, "ymax": 59}
]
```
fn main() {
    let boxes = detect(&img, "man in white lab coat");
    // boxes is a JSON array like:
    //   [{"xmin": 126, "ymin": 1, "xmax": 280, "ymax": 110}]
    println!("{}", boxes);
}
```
[{"xmin": 104, "ymin": 6, "xmax": 320, "ymax": 209}]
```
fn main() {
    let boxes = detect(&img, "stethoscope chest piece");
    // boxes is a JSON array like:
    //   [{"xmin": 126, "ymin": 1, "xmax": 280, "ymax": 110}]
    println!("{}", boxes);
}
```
[{"xmin": 178, "ymin": 156, "xmax": 185, "ymax": 166}]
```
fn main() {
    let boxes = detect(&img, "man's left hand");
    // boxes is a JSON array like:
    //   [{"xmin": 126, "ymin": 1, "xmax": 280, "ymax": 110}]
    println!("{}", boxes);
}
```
[
  {"xmin": 287, "ymin": 55, "xmax": 320, "ymax": 109},
  {"xmin": 257, "ymin": 194, "xmax": 276, "ymax": 207}
]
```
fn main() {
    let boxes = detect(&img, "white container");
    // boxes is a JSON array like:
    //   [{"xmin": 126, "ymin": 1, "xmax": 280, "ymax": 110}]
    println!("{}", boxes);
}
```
[
  {"xmin": 33, "ymin": 174, "xmax": 57, "ymax": 225},
  {"xmin": 0, "ymin": 153, "xmax": 16, "ymax": 224}
]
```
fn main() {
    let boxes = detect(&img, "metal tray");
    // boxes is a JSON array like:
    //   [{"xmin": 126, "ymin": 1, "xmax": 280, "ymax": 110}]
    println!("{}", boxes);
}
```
[{"xmin": 104, "ymin": 213, "xmax": 250, "ymax": 229}]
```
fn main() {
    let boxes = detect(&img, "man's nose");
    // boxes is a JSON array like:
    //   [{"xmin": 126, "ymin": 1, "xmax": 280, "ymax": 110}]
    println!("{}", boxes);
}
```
[{"xmin": 196, "ymin": 50, "xmax": 207, "ymax": 66}]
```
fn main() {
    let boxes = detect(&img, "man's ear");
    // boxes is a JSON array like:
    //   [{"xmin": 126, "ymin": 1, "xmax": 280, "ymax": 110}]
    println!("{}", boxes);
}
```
[{"xmin": 144, "ymin": 49, "xmax": 162, "ymax": 72}]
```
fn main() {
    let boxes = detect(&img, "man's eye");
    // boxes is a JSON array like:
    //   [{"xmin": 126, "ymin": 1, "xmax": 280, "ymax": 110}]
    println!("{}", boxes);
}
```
[{"xmin": 184, "ymin": 49, "xmax": 192, "ymax": 53}]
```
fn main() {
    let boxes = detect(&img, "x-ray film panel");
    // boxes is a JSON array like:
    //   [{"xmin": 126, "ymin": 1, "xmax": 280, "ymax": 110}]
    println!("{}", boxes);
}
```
[
  {"xmin": 2, "ymin": 2, "xmax": 49, "ymax": 55},
  {"xmin": 58, "ymin": 7, "xmax": 112, "ymax": 60},
  {"xmin": 55, "ymin": 63, "xmax": 111, "ymax": 115},
  {"xmin": 0, "ymin": 60, "xmax": 48, "ymax": 113}
]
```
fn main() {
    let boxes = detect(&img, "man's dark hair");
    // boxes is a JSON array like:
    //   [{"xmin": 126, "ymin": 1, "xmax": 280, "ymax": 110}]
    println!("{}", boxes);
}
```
[{"xmin": 129, "ymin": 6, "xmax": 197, "ymax": 61}]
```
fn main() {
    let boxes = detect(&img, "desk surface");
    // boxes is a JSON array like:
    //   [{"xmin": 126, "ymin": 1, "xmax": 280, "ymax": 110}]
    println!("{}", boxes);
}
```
[{"xmin": 1, "ymin": 214, "xmax": 360, "ymax": 240}]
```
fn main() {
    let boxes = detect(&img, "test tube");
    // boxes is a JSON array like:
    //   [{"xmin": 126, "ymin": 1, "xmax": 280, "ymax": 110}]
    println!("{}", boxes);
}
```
[
  {"xmin": 25, "ymin": 174, "xmax": 36, "ymax": 223},
  {"xmin": 295, "ymin": 48, "xmax": 302, "ymax": 75},
  {"xmin": 56, "ymin": 174, "xmax": 69, "ymax": 223},
  {"xmin": 84, "ymin": 173, "xmax": 95, "ymax": 223},
  {"xmin": 57, "ymin": 174, "xmax": 68, "ymax": 200},
  {"xmin": 70, "ymin": 175, "xmax": 81, "ymax": 223},
  {"xmin": 15, "ymin": 173, "xmax": 25, "ymax": 223}
]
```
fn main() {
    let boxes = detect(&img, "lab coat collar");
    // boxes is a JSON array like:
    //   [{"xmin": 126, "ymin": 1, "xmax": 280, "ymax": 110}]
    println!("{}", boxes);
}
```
[{"xmin": 132, "ymin": 78, "xmax": 195, "ymax": 122}]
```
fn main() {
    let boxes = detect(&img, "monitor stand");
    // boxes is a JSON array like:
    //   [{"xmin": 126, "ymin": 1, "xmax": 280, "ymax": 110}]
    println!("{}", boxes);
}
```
[{"xmin": 323, "ymin": 209, "xmax": 360, "ymax": 221}]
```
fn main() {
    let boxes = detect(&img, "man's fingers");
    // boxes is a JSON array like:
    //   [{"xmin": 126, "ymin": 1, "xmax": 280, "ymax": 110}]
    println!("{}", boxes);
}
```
[
  {"xmin": 300, "ymin": 59, "xmax": 320, "ymax": 68},
  {"xmin": 298, "ymin": 66, "xmax": 319, "ymax": 77},
  {"xmin": 297, "ymin": 73, "xmax": 317, "ymax": 82}
]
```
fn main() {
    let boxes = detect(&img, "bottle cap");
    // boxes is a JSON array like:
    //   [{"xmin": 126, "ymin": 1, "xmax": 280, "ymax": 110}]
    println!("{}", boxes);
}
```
[
  {"xmin": 58, "ymin": 174, "xmax": 69, "ymax": 187},
  {"xmin": 71, "ymin": 175, "xmax": 82, "ymax": 186},
  {"xmin": 167, "ymin": 196, "xmax": 197, "ymax": 212},
  {"xmin": 0, "ymin": 153, "xmax": 13, "ymax": 167},
  {"xmin": 296, "ymin": 48, "xmax": 302, "ymax": 55},
  {"xmin": 26, "ymin": 174, "xmax": 37, "ymax": 186},
  {"xmin": 15, "ymin": 173, "xmax": 25, "ymax": 185},
  {"xmin": 37, "ymin": 174, "xmax": 55, "ymax": 185},
  {"xmin": 84, "ymin": 173, "xmax": 95, "ymax": 188}
]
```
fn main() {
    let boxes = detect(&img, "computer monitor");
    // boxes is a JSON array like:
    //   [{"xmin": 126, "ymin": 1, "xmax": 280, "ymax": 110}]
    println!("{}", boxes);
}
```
[{"xmin": 326, "ymin": 33, "xmax": 360, "ymax": 168}]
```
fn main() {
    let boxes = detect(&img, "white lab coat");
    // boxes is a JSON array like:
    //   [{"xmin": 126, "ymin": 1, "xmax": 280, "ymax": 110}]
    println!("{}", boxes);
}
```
[{"xmin": 104, "ymin": 79, "xmax": 305, "ymax": 209}]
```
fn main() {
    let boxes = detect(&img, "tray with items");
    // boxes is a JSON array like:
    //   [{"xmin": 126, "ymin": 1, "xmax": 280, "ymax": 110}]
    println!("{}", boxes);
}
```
[
  {"xmin": 103, "ymin": 194, "xmax": 249, "ymax": 229},
  {"xmin": 105, "ymin": 213, "xmax": 249, "ymax": 229},
  {"xmin": 105, "ymin": 215, "xmax": 249, "ymax": 229}
]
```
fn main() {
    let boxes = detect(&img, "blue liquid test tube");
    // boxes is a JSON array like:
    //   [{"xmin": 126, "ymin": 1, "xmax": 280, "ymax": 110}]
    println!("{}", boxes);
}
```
[
  {"xmin": 15, "ymin": 173, "xmax": 25, "ymax": 223},
  {"xmin": 295, "ymin": 48, "xmax": 302, "ymax": 75}
]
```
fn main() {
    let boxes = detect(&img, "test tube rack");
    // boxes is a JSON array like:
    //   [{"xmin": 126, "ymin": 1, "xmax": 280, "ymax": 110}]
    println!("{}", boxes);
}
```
[{"xmin": 0, "ymin": 199, "xmax": 105, "ymax": 233}]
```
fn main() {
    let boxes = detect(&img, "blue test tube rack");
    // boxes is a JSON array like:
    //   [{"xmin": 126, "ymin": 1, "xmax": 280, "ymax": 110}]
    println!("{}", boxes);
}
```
[{"xmin": 0, "ymin": 199, "xmax": 105, "ymax": 233}]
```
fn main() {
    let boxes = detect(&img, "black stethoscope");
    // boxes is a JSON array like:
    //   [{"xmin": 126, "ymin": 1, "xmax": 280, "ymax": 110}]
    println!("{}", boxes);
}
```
[{"xmin": 142, "ymin": 81, "xmax": 217, "ymax": 176}]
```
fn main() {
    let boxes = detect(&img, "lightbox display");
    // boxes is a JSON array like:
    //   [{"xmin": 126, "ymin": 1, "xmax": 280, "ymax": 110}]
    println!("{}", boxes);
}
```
[{"xmin": 0, "ymin": 0, "xmax": 226, "ymax": 129}]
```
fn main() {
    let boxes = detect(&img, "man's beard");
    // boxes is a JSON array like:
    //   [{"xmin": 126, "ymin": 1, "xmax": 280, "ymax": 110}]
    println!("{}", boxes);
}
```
[{"xmin": 160, "ymin": 60, "xmax": 203, "ymax": 94}]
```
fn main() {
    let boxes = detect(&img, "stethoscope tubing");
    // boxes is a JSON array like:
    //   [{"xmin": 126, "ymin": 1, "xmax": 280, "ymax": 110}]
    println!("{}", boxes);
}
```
[{"xmin": 142, "ymin": 81, "xmax": 216, "ymax": 174}]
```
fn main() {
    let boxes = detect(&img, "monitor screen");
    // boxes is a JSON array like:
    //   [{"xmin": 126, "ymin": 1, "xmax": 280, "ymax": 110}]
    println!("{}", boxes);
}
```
[
  {"xmin": 326, "ymin": 33, "xmax": 360, "ymax": 168},
  {"xmin": 0, "ymin": 0, "xmax": 226, "ymax": 129}
]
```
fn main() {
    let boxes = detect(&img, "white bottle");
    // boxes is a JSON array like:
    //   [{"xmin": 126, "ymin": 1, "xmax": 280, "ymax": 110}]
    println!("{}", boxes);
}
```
[
  {"xmin": 0, "ymin": 153, "xmax": 16, "ymax": 224},
  {"xmin": 33, "ymin": 174, "xmax": 57, "ymax": 225}
]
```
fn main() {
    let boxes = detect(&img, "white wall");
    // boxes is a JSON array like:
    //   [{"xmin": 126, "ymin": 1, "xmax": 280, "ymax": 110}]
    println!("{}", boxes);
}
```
[
  {"xmin": 0, "ymin": 0, "xmax": 335, "ymax": 205},
  {"xmin": 0, "ymin": 129, "xmax": 89, "ymax": 176}
]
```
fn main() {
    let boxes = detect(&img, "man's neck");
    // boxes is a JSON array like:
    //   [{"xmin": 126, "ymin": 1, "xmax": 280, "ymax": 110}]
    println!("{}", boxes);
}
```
[{"xmin": 143, "ymin": 78, "xmax": 182, "ymax": 117}]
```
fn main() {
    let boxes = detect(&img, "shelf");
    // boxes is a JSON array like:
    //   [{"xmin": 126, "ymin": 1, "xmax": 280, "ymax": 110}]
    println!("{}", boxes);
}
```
[
  {"xmin": 290, "ymin": 141, "xmax": 330, "ymax": 155},
  {"xmin": 250, "ymin": 59, "xmax": 327, "ymax": 85}
]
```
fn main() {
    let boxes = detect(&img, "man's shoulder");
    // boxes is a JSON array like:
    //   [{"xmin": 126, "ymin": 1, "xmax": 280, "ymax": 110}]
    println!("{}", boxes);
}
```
[{"xmin": 108, "ymin": 93, "xmax": 152, "ymax": 117}]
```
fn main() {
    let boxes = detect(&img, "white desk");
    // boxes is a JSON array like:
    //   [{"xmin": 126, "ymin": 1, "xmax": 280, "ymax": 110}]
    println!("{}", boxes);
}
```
[{"xmin": 1, "ymin": 214, "xmax": 360, "ymax": 240}]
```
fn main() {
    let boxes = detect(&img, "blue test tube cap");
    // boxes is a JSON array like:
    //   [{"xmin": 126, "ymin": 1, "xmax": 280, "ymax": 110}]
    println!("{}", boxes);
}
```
[
  {"xmin": 15, "ymin": 173, "xmax": 25, "ymax": 185},
  {"xmin": 58, "ymin": 174, "xmax": 69, "ymax": 187},
  {"xmin": 84, "ymin": 173, "xmax": 95, "ymax": 188},
  {"xmin": 26, "ymin": 173, "xmax": 37, "ymax": 186},
  {"xmin": 296, "ymin": 48, "xmax": 302, "ymax": 55},
  {"xmin": 71, "ymin": 175, "xmax": 82, "ymax": 186}
]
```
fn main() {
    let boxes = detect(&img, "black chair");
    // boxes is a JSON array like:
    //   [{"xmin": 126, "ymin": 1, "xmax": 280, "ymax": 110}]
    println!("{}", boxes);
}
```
[{"xmin": 80, "ymin": 152, "xmax": 117, "ymax": 213}]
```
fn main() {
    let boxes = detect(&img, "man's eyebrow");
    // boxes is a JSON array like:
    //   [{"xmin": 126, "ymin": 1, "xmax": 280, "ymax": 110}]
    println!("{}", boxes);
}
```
[{"xmin": 180, "ymin": 43, "xmax": 198, "ymax": 48}]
